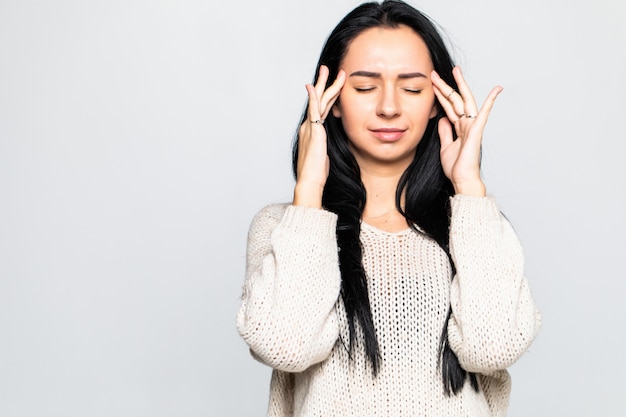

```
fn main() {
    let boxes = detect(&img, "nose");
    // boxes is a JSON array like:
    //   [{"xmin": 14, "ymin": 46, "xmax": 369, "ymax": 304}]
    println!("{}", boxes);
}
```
[{"xmin": 376, "ymin": 86, "xmax": 400, "ymax": 118}]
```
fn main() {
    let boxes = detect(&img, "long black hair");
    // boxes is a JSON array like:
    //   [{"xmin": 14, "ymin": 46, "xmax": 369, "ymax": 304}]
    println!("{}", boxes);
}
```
[{"xmin": 292, "ymin": 0, "xmax": 478, "ymax": 396}]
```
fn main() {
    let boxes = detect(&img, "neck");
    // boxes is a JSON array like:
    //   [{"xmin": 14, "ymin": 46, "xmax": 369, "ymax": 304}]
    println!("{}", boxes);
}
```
[{"xmin": 359, "ymin": 164, "xmax": 408, "ymax": 231}]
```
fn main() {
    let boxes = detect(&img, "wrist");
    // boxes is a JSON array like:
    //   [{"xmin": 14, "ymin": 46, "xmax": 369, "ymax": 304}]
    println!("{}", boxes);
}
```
[
  {"xmin": 293, "ymin": 182, "xmax": 324, "ymax": 208},
  {"xmin": 453, "ymin": 180, "xmax": 486, "ymax": 197}
]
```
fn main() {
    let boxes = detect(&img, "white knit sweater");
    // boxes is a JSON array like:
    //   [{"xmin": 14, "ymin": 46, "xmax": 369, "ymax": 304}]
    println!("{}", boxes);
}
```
[{"xmin": 237, "ymin": 195, "xmax": 540, "ymax": 417}]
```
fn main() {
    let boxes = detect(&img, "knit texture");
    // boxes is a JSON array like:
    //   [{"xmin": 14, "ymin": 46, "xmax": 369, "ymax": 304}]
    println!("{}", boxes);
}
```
[{"xmin": 237, "ymin": 195, "xmax": 541, "ymax": 417}]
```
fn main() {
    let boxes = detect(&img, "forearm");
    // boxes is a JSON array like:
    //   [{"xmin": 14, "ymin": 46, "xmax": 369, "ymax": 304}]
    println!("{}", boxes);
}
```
[
  {"xmin": 446, "ymin": 195, "xmax": 541, "ymax": 372},
  {"xmin": 237, "ymin": 204, "xmax": 341, "ymax": 372}
]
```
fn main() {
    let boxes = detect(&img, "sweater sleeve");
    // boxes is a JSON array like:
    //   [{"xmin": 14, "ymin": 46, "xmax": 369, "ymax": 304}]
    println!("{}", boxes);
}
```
[
  {"xmin": 236, "ymin": 204, "xmax": 342, "ymax": 372},
  {"xmin": 446, "ymin": 195, "xmax": 541, "ymax": 373}
]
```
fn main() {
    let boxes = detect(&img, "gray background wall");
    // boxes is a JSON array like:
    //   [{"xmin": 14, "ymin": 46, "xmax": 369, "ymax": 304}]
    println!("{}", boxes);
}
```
[{"xmin": 1, "ymin": 0, "xmax": 624, "ymax": 415}]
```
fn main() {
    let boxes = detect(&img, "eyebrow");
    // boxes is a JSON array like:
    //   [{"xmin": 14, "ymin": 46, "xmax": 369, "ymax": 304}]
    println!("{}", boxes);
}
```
[{"xmin": 349, "ymin": 70, "xmax": 428, "ymax": 79}]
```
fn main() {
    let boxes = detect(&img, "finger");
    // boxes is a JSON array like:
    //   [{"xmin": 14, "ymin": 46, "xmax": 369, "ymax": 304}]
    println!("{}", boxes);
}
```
[
  {"xmin": 452, "ymin": 66, "xmax": 478, "ymax": 117},
  {"xmin": 431, "ymin": 70, "xmax": 464, "ymax": 117},
  {"xmin": 433, "ymin": 83, "xmax": 461, "ymax": 123},
  {"xmin": 306, "ymin": 83, "xmax": 323, "ymax": 123},
  {"xmin": 320, "ymin": 70, "xmax": 346, "ymax": 119},
  {"xmin": 477, "ymin": 85, "xmax": 503, "ymax": 121},
  {"xmin": 314, "ymin": 65, "xmax": 330, "ymax": 101}
]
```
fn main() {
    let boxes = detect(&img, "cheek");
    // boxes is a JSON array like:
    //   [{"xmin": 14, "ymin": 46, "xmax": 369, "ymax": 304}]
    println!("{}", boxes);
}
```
[
  {"xmin": 332, "ymin": 89, "xmax": 357, "ymax": 119},
  {"xmin": 429, "ymin": 99, "xmax": 438, "ymax": 118},
  {"xmin": 331, "ymin": 92, "xmax": 360, "ymax": 122},
  {"xmin": 412, "ymin": 93, "xmax": 437, "ymax": 120}
]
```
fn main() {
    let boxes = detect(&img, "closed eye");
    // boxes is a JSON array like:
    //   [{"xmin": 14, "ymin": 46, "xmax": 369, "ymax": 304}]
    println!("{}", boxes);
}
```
[
  {"xmin": 354, "ymin": 87, "xmax": 376, "ymax": 93},
  {"xmin": 404, "ymin": 88, "xmax": 423, "ymax": 94}
]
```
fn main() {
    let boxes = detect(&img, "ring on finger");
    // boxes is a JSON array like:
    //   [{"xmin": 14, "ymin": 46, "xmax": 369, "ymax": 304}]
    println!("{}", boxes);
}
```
[
  {"xmin": 458, "ymin": 113, "xmax": 466, "ymax": 119},
  {"xmin": 466, "ymin": 114, "xmax": 477, "ymax": 119},
  {"xmin": 446, "ymin": 89, "xmax": 456, "ymax": 98},
  {"xmin": 311, "ymin": 119, "xmax": 325, "ymax": 125}
]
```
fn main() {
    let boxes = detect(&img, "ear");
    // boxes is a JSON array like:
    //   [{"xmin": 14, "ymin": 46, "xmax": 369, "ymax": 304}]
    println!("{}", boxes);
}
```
[{"xmin": 332, "ymin": 101, "xmax": 342, "ymax": 118}]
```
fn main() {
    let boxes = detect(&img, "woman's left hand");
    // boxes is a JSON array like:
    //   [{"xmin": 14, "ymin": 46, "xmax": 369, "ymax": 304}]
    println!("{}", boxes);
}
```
[{"xmin": 431, "ymin": 67, "xmax": 502, "ymax": 197}]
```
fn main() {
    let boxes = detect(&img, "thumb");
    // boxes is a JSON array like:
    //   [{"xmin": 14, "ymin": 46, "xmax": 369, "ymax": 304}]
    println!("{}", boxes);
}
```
[{"xmin": 438, "ymin": 117, "xmax": 454, "ymax": 149}]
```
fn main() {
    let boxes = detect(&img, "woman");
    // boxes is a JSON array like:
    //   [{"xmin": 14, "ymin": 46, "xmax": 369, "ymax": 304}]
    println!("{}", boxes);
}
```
[{"xmin": 237, "ymin": 1, "xmax": 541, "ymax": 415}]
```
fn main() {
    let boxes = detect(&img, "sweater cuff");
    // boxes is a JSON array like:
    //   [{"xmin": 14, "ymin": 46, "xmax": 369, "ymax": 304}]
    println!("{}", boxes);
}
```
[{"xmin": 449, "ymin": 195, "xmax": 501, "ymax": 236}]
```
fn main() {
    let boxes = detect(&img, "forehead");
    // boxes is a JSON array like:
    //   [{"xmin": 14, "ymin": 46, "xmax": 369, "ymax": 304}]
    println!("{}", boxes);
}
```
[{"xmin": 342, "ymin": 25, "xmax": 433, "ymax": 73}]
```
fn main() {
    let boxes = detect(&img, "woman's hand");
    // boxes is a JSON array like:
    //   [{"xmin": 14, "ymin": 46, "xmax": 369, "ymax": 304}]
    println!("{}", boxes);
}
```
[
  {"xmin": 293, "ymin": 65, "xmax": 345, "ymax": 208},
  {"xmin": 431, "ymin": 67, "xmax": 502, "ymax": 197}
]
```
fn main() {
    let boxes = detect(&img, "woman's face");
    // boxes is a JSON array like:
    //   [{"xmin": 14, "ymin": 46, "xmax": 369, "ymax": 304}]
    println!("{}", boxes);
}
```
[{"xmin": 332, "ymin": 25, "xmax": 437, "ymax": 172}]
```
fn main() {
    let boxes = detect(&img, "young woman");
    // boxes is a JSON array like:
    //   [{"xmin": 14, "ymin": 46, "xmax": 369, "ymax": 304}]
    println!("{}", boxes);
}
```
[{"xmin": 237, "ymin": 1, "xmax": 541, "ymax": 415}]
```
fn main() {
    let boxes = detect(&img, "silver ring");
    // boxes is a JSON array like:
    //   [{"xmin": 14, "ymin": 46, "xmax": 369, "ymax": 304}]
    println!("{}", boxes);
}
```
[
  {"xmin": 311, "ymin": 119, "xmax": 325, "ymax": 125},
  {"xmin": 446, "ymin": 89, "xmax": 456, "ymax": 98},
  {"xmin": 458, "ymin": 113, "xmax": 466, "ymax": 118},
  {"xmin": 466, "ymin": 114, "xmax": 477, "ymax": 119}
]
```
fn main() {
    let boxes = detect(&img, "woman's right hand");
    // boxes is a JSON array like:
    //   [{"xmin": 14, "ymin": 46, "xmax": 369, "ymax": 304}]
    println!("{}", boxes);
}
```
[{"xmin": 293, "ymin": 65, "xmax": 345, "ymax": 208}]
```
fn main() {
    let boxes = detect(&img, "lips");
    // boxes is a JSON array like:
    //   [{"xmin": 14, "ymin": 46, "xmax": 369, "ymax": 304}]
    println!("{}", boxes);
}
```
[{"xmin": 370, "ymin": 127, "xmax": 406, "ymax": 142}]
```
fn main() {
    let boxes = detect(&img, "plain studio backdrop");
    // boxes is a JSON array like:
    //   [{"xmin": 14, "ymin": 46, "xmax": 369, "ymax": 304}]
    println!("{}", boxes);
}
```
[{"xmin": 0, "ymin": 0, "xmax": 624, "ymax": 415}]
